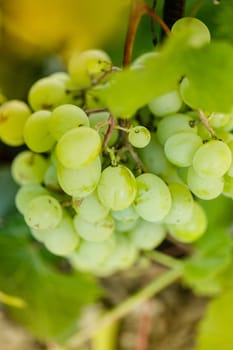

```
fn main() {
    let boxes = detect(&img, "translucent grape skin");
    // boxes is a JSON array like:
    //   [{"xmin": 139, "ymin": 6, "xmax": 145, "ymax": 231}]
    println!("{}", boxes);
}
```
[
  {"xmin": 148, "ymin": 90, "xmax": 183, "ymax": 117},
  {"xmin": 23, "ymin": 110, "xmax": 56, "ymax": 153},
  {"xmin": 0, "ymin": 100, "xmax": 31, "ymax": 146},
  {"xmin": 128, "ymin": 126, "xmax": 151, "ymax": 148},
  {"xmin": 56, "ymin": 126, "xmax": 102, "ymax": 169},
  {"xmin": 11, "ymin": 151, "xmax": 48, "ymax": 185},
  {"xmin": 192, "ymin": 140, "xmax": 232, "ymax": 178},
  {"xmin": 49, "ymin": 104, "xmax": 90, "ymax": 140},
  {"xmin": 15, "ymin": 184, "xmax": 48, "ymax": 214},
  {"xmin": 57, "ymin": 156, "xmax": 101, "ymax": 197},
  {"xmin": 134, "ymin": 173, "xmax": 171, "ymax": 222},
  {"xmin": 24, "ymin": 194, "xmax": 63, "ymax": 230},
  {"xmin": 97, "ymin": 165, "xmax": 137, "ymax": 211}
]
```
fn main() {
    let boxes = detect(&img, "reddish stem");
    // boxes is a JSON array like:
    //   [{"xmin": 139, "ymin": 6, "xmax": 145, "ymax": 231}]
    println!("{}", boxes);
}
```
[{"xmin": 135, "ymin": 301, "xmax": 153, "ymax": 350}]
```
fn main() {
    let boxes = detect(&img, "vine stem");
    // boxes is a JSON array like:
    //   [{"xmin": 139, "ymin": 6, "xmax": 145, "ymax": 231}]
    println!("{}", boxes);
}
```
[
  {"xmin": 66, "ymin": 268, "xmax": 182, "ymax": 349},
  {"xmin": 123, "ymin": 0, "xmax": 170, "ymax": 66},
  {"xmin": 198, "ymin": 109, "xmax": 217, "ymax": 139},
  {"xmin": 145, "ymin": 250, "xmax": 183, "ymax": 270}
]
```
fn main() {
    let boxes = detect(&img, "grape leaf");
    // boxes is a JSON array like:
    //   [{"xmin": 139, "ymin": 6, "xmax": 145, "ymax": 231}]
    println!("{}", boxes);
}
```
[
  {"xmin": 0, "ymin": 214, "xmax": 101, "ymax": 340},
  {"xmin": 195, "ymin": 288, "xmax": 233, "ymax": 350}
]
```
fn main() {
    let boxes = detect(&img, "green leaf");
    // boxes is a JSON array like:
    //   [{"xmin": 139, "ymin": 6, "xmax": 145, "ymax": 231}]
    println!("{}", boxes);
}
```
[
  {"xmin": 0, "ymin": 214, "xmax": 101, "ymax": 340},
  {"xmin": 195, "ymin": 288, "xmax": 233, "ymax": 350}
]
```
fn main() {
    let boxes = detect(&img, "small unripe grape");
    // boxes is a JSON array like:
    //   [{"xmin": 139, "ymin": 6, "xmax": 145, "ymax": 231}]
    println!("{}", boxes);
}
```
[{"xmin": 128, "ymin": 126, "xmax": 151, "ymax": 148}]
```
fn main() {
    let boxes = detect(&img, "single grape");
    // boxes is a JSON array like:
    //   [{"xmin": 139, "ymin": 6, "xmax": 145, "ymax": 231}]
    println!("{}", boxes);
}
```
[
  {"xmin": 129, "ymin": 219, "xmax": 166, "ymax": 250},
  {"xmin": 134, "ymin": 173, "xmax": 171, "ymax": 222},
  {"xmin": 130, "ymin": 51, "xmax": 159, "ymax": 70},
  {"xmin": 97, "ymin": 165, "xmax": 137, "ymax": 211},
  {"xmin": 15, "ymin": 184, "xmax": 48, "ymax": 214},
  {"xmin": 49, "ymin": 104, "xmax": 89, "ymax": 140},
  {"xmin": 167, "ymin": 202, "xmax": 207, "ymax": 243},
  {"xmin": 11, "ymin": 151, "xmax": 48, "ymax": 185},
  {"xmin": 24, "ymin": 194, "xmax": 62, "ymax": 230},
  {"xmin": 192, "ymin": 139, "xmax": 232, "ymax": 177},
  {"xmin": 209, "ymin": 112, "xmax": 230, "ymax": 129},
  {"xmin": 28, "ymin": 77, "xmax": 68, "ymax": 111},
  {"xmin": 42, "ymin": 215, "xmax": 79, "ymax": 256},
  {"xmin": 114, "ymin": 218, "xmax": 138, "ymax": 232},
  {"xmin": 69, "ymin": 237, "xmax": 115, "ymax": 270},
  {"xmin": 157, "ymin": 113, "xmax": 197, "ymax": 145},
  {"xmin": 148, "ymin": 90, "xmax": 183, "ymax": 117},
  {"xmin": 164, "ymin": 132, "xmax": 202, "ymax": 167},
  {"xmin": 111, "ymin": 205, "xmax": 139, "ymax": 223},
  {"xmin": 56, "ymin": 126, "xmax": 102, "ymax": 169},
  {"xmin": 0, "ymin": 100, "xmax": 31, "ymax": 146},
  {"xmin": 57, "ymin": 156, "xmax": 101, "ymax": 197},
  {"xmin": 164, "ymin": 182, "xmax": 194, "ymax": 224},
  {"xmin": 68, "ymin": 49, "xmax": 112, "ymax": 88},
  {"xmin": 73, "ymin": 191, "xmax": 109, "ymax": 223},
  {"xmin": 171, "ymin": 17, "xmax": 211, "ymax": 48},
  {"xmin": 73, "ymin": 214, "xmax": 115, "ymax": 241},
  {"xmin": 128, "ymin": 126, "xmax": 151, "ymax": 148},
  {"xmin": 23, "ymin": 110, "xmax": 55, "ymax": 153},
  {"xmin": 187, "ymin": 166, "xmax": 224, "ymax": 200},
  {"xmin": 44, "ymin": 164, "xmax": 60, "ymax": 191}
]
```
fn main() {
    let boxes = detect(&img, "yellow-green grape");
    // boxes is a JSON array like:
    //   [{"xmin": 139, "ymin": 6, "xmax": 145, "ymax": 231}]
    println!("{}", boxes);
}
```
[
  {"xmin": 148, "ymin": 90, "xmax": 183, "ymax": 117},
  {"xmin": 44, "ymin": 164, "xmax": 61, "ymax": 191},
  {"xmin": 187, "ymin": 166, "xmax": 224, "ymax": 200},
  {"xmin": 28, "ymin": 77, "xmax": 69, "ymax": 111},
  {"xmin": 167, "ymin": 202, "xmax": 207, "ymax": 243},
  {"xmin": 23, "ymin": 110, "xmax": 56, "ymax": 152},
  {"xmin": 0, "ymin": 100, "xmax": 31, "ymax": 146},
  {"xmin": 209, "ymin": 112, "xmax": 230, "ymax": 129},
  {"xmin": 56, "ymin": 126, "xmax": 102, "ymax": 169},
  {"xmin": 49, "ymin": 104, "xmax": 89, "ymax": 140},
  {"xmin": 130, "ymin": 51, "xmax": 159, "ymax": 70},
  {"xmin": 73, "ymin": 191, "xmax": 109, "ymax": 223},
  {"xmin": 89, "ymin": 111, "xmax": 118, "ymax": 147},
  {"xmin": 164, "ymin": 132, "xmax": 202, "ymax": 167},
  {"xmin": 223, "ymin": 175, "xmax": 233, "ymax": 198},
  {"xmin": 24, "ymin": 194, "xmax": 62, "ymax": 230},
  {"xmin": 192, "ymin": 140, "xmax": 232, "ymax": 177},
  {"xmin": 112, "ymin": 206, "xmax": 139, "ymax": 232},
  {"xmin": 164, "ymin": 183, "xmax": 194, "ymax": 224},
  {"xmin": 129, "ymin": 219, "xmax": 166, "ymax": 250},
  {"xmin": 171, "ymin": 17, "xmax": 211, "ymax": 47},
  {"xmin": 68, "ymin": 49, "xmax": 112, "ymax": 88},
  {"xmin": 15, "ymin": 184, "xmax": 48, "ymax": 214},
  {"xmin": 73, "ymin": 215, "xmax": 115, "ymax": 242},
  {"xmin": 97, "ymin": 165, "xmax": 137, "ymax": 211},
  {"xmin": 134, "ymin": 173, "xmax": 171, "ymax": 222},
  {"xmin": 11, "ymin": 151, "xmax": 48, "ymax": 185},
  {"xmin": 57, "ymin": 156, "xmax": 101, "ymax": 197},
  {"xmin": 128, "ymin": 126, "xmax": 151, "ymax": 148}
]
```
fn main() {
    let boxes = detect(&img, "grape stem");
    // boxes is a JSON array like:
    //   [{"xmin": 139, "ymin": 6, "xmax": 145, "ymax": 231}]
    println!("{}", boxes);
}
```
[
  {"xmin": 145, "ymin": 250, "xmax": 183, "ymax": 270},
  {"xmin": 85, "ymin": 107, "xmax": 109, "ymax": 115},
  {"xmin": 123, "ymin": 0, "xmax": 170, "ymax": 66},
  {"xmin": 198, "ymin": 109, "xmax": 217, "ymax": 139},
  {"xmin": 66, "ymin": 268, "xmax": 182, "ymax": 349}
]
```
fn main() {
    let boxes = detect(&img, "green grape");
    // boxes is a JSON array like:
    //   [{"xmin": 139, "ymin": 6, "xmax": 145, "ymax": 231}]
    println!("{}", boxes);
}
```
[
  {"xmin": 68, "ymin": 237, "xmax": 115, "ymax": 270},
  {"xmin": 164, "ymin": 183, "xmax": 194, "ymax": 224},
  {"xmin": 42, "ymin": 215, "xmax": 79, "ymax": 256},
  {"xmin": 68, "ymin": 49, "xmax": 112, "ymax": 88},
  {"xmin": 49, "ymin": 72, "xmax": 70, "ymax": 83},
  {"xmin": 209, "ymin": 112, "xmax": 230, "ymax": 129},
  {"xmin": 57, "ymin": 156, "xmax": 101, "ymax": 197},
  {"xmin": 187, "ymin": 166, "xmax": 224, "ymax": 200},
  {"xmin": 15, "ymin": 184, "xmax": 48, "ymax": 214},
  {"xmin": 114, "ymin": 218, "xmax": 138, "ymax": 232},
  {"xmin": 0, "ymin": 100, "xmax": 31, "ymax": 146},
  {"xmin": 148, "ymin": 90, "xmax": 183, "ymax": 117},
  {"xmin": 11, "ymin": 151, "xmax": 48, "ymax": 185},
  {"xmin": 167, "ymin": 202, "xmax": 207, "ymax": 243},
  {"xmin": 44, "ymin": 164, "xmax": 60, "ymax": 191},
  {"xmin": 100, "ymin": 233, "xmax": 138, "ymax": 272},
  {"xmin": 73, "ymin": 191, "xmax": 109, "ymax": 223},
  {"xmin": 73, "ymin": 214, "xmax": 115, "ymax": 241},
  {"xmin": 129, "ymin": 219, "xmax": 166, "ymax": 250},
  {"xmin": 128, "ymin": 126, "xmax": 151, "ymax": 148},
  {"xmin": 223, "ymin": 175, "xmax": 233, "ymax": 198},
  {"xmin": 56, "ymin": 126, "xmax": 102, "ymax": 169},
  {"xmin": 24, "ymin": 194, "xmax": 62, "ymax": 230},
  {"xmin": 192, "ymin": 140, "xmax": 232, "ymax": 177},
  {"xmin": 49, "ymin": 104, "xmax": 89, "ymax": 140},
  {"xmin": 130, "ymin": 51, "xmax": 159, "ymax": 70},
  {"xmin": 111, "ymin": 205, "xmax": 139, "ymax": 222},
  {"xmin": 23, "ymin": 110, "xmax": 56, "ymax": 153},
  {"xmin": 157, "ymin": 113, "xmax": 197, "ymax": 145},
  {"xmin": 164, "ymin": 132, "xmax": 202, "ymax": 167},
  {"xmin": 138, "ymin": 132, "xmax": 176, "ymax": 179},
  {"xmin": 28, "ymin": 77, "xmax": 68, "ymax": 111},
  {"xmin": 89, "ymin": 111, "xmax": 118, "ymax": 147},
  {"xmin": 97, "ymin": 165, "xmax": 137, "ymax": 211},
  {"xmin": 134, "ymin": 173, "xmax": 171, "ymax": 222},
  {"xmin": 171, "ymin": 17, "xmax": 211, "ymax": 48}
]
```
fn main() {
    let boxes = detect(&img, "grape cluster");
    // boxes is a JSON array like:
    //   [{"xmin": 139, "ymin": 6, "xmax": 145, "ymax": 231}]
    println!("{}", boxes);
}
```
[{"xmin": 1, "ymin": 18, "xmax": 233, "ymax": 276}]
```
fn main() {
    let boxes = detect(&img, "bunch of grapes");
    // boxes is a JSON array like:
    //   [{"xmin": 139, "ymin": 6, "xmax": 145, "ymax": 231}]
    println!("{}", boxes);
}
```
[{"xmin": 1, "ymin": 18, "xmax": 233, "ymax": 276}]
